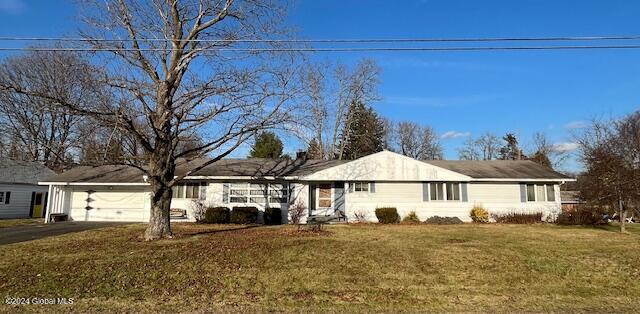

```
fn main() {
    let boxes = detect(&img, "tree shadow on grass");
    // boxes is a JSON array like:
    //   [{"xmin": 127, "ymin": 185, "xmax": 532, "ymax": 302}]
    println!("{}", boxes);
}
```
[
  {"xmin": 178, "ymin": 224, "xmax": 264, "ymax": 237},
  {"xmin": 592, "ymin": 223, "xmax": 640, "ymax": 235}
]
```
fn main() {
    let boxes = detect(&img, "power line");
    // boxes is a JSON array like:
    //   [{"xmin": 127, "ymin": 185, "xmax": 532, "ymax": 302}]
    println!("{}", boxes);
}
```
[
  {"xmin": 1, "ymin": 35, "xmax": 640, "ymax": 43},
  {"xmin": 1, "ymin": 45, "xmax": 640, "ymax": 52}
]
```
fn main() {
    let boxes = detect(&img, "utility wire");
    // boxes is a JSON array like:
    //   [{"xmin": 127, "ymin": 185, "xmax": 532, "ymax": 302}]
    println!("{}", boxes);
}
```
[
  {"xmin": 1, "ymin": 45, "xmax": 640, "ymax": 52},
  {"xmin": 1, "ymin": 35, "xmax": 640, "ymax": 43}
]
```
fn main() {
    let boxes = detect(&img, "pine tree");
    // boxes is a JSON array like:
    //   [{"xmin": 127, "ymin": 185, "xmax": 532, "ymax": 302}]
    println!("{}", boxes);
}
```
[
  {"xmin": 499, "ymin": 133, "xmax": 526, "ymax": 160},
  {"xmin": 306, "ymin": 139, "xmax": 324, "ymax": 159},
  {"xmin": 338, "ymin": 102, "xmax": 385, "ymax": 160},
  {"xmin": 249, "ymin": 131, "xmax": 284, "ymax": 159}
]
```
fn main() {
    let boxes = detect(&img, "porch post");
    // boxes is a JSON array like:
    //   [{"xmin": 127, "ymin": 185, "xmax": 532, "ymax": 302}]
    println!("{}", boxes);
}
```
[{"xmin": 44, "ymin": 184, "xmax": 53, "ymax": 223}]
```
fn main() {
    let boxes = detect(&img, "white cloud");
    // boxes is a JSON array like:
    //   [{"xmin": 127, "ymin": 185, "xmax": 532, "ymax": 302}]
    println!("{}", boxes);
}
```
[
  {"xmin": 441, "ymin": 131, "xmax": 471, "ymax": 139},
  {"xmin": 0, "ymin": 0, "xmax": 24, "ymax": 13},
  {"xmin": 564, "ymin": 121, "xmax": 587, "ymax": 129},
  {"xmin": 552, "ymin": 142, "xmax": 579, "ymax": 153}
]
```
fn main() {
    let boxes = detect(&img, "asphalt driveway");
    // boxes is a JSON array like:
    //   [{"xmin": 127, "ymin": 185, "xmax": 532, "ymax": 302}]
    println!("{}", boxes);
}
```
[{"xmin": 0, "ymin": 222, "xmax": 131, "ymax": 245}]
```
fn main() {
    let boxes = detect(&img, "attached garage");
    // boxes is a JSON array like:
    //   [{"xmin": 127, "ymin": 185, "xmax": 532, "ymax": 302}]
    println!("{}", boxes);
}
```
[{"xmin": 69, "ymin": 186, "xmax": 150, "ymax": 222}]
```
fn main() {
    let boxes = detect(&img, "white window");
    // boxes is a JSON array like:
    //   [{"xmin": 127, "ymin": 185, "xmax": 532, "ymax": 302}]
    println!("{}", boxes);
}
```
[
  {"xmin": 228, "ymin": 183, "xmax": 289, "ymax": 204},
  {"xmin": 446, "ymin": 183, "xmax": 461, "ymax": 201},
  {"xmin": 546, "ymin": 184, "xmax": 556, "ymax": 202},
  {"xmin": 430, "ymin": 183, "xmax": 444, "ymax": 201},
  {"xmin": 526, "ymin": 184, "xmax": 536, "ymax": 201},
  {"xmin": 172, "ymin": 182, "xmax": 205, "ymax": 199},
  {"xmin": 526, "ymin": 184, "xmax": 556, "ymax": 202},
  {"xmin": 353, "ymin": 182, "xmax": 369, "ymax": 192},
  {"xmin": 536, "ymin": 185, "xmax": 546, "ymax": 202}
]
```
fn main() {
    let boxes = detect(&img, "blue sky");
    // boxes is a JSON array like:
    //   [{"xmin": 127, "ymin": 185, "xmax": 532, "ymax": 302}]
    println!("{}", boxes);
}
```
[{"xmin": 1, "ymin": 0, "xmax": 640, "ymax": 171}]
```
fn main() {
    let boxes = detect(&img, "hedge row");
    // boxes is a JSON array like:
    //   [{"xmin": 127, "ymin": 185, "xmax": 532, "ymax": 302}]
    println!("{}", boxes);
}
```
[{"xmin": 202, "ymin": 206, "xmax": 282, "ymax": 225}]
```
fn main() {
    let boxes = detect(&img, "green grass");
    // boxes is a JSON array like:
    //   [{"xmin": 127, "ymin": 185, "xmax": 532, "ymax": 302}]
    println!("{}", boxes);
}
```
[
  {"xmin": 1, "ymin": 223, "xmax": 639, "ymax": 312},
  {"xmin": 0, "ymin": 218, "xmax": 43, "ymax": 228}
]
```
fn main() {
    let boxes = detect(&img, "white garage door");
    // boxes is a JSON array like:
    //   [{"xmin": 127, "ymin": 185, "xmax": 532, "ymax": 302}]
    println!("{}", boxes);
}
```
[{"xmin": 70, "ymin": 187, "xmax": 148, "ymax": 222}]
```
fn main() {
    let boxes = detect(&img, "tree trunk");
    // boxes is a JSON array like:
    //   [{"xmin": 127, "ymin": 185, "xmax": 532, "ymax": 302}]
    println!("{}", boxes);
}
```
[
  {"xmin": 618, "ymin": 199, "xmax": 626, "ymax": 233},
  {"xmin": 145, "ymin": 182, "xmax": 173, "ymax": 240}
]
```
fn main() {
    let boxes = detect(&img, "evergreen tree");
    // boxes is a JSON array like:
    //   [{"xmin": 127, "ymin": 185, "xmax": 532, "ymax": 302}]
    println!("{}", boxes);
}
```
[
  {"xmin": 499, "ymin": 133, "xmax": 526, "ymax": 160},
  {"xmin": 338, "ymin": 102, "xmax": 385, "ymax": 160},
  {"xmin": 306, "ymin": 139, "xmax": 324, "ymax": 159},
  {"xmin": 248, "ymin": 131, "xmax": 284, "ymax": 159},
  {"xmin": 529, "ymin": 150, "xmax": 552, "ymax": 168}
]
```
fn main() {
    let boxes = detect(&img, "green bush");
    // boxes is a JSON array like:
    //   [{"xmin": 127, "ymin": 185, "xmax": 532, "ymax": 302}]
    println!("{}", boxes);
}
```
[
  {"xmin": 264, "ymin": 207, "xmax": 282, "ymax": 225},
  {"xmin": 204, "ymin": 207, "xmax": 230, "ymax": 224},
  {"xmin": 424, "ymin": 216, "xmax": 463, "ymax": 224},
  {"xmin": 231, "ymin": 206, "xmax": 259, "ymax": 224},
  {"xmin": 375, "ymin": 207, "xmax": 400, "ymax": 224},
  {"xmin": 402, "ymin": 211, "xmax": 421, "ymax": 224},
  {"xmin": 492, "ymin": 211, "xmax": 543, "ymax": 224},
  {"xmin": 470, "ymin": 205, "xmax": 490, "ymax": 223}
]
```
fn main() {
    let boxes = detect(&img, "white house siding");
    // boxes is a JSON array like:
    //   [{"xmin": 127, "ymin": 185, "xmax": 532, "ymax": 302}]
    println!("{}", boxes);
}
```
[
  {"xmin": 340, "ymin": 181, "xmax": 561, "ymax": 222},
  {"xmin": 469, "ymin": 182, "xmax": 561, "ymax": 219},
  {"xmin": 0, "ymin": 183, "xmax": 48, "ymax": 219}
]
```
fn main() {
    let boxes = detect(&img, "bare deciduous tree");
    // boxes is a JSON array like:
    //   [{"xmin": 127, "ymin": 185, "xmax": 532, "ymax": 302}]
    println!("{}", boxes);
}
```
[
  {"xmin": 393, "ymin": 121, "xmax": 443, "ymax": 160},
  {"xmin": 527, "ymin": 132, "xmax": 570, "ymax": 169},
  {"xmin": 458, "ymin": 132, "xmax": 501, "ymax": 160},
  {"xmin": 297, "ymin": 59, "xmax": 381, "ymax": 160},
  {"xmin": 330, "ymin": 60, "xmax": 381, "ymax": 160},
  {"xmin": 0, "ymin": 0, "xmax": 306, "ymax": 240},
  {"xmin": 577, "ymin": 112, "xmax": 640, "ymax": 232},
  {"xmin": 0, "ymin": 51, "xmax": 97, "ymax": 171}
]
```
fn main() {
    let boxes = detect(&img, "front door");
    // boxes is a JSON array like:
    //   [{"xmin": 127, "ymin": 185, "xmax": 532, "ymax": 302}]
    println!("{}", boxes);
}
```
[
  {"xmin": 317, "ymin": 183, "xmax": 332, "ymax": 214},
  {"xmin": 32, "ymin": 192, "xmax": 44, "ymax": 218}
]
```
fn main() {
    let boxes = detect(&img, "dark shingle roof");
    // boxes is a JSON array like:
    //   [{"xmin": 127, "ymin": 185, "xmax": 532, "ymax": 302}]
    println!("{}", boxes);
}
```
[
  {"xmin": 424, "ymin": 160, "xmax": 572, "ymax": 180},
  {"xmin": 44, "ymin": 157, "xmax": 572, "ymax": 183},
  {"xmin": 44, "ymin": 158, "xmax": 347, "ymax": 183},
  {"xmin": 0, "ymin": 159, "xmax": 56, "ymax": 185}
]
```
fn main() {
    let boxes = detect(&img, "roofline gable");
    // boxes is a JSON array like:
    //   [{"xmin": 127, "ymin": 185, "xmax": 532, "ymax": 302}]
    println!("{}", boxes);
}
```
[{"xmin": 301, "ymin": 150, "xmax": 472, "ymax": 181}]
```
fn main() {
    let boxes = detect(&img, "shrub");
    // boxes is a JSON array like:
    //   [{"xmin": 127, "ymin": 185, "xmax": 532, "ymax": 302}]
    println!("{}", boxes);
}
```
[
  {"xmin": 424, "ymin": 216, "xmax": 464, "ymax": 224},
  {"xmin": 492, "ymin": 211, "xmax": 543, "ymax": 224},
  {"xmin": 470, "ymin": 205, "xmax": 490, "ymax": 223},
  {"xmin": 402, "ymin": 211, "xmax": 421, "ymax": 224},
  {"xmin": 231, "ymin": 206, "xmax": 259, "ymax": 224},
  {"xmin": 288, "ymin": 199, "xmax": 306, "ymax": 227},
  {"xmin": 557, "ymin": 205, "xmax": 607, "ymax": 225},
  {"xmin": 264, "ymin": 207, "xmax": 282, "ymax": 225},
  {"xmin": 190, "ymin": 199, "xmax": 207, "ymax": 222},
  {"xmin": 375, "ymin": 207, "xmax": 400, "ymax": 224},
  {"xmin": 204, "ymin": 206, "xmax": 230, "ymax": 224},
  {"xmin": 352, "ymin": 210, "xmax": 369, "ymax": 223}
]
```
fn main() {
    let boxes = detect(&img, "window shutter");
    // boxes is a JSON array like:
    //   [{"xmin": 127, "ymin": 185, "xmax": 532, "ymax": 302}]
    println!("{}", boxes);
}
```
[
  {"xmin": 5, "ymin": 192, "xmax": 10, "ymax": 204},
  {"xmin": 348, "ymin": 182, "xmax": 354, "ymax": 193},
  {"xmin": 422, "ymin": 183, "xmax": 429, "ymax": 202},
  {"xmin": 369, "ymin": 182, "xmax": 375, "ymax": 193},
  {"xmin": 519, "ymin": 184, "xmax": 527, "ymax": 203},
  {"xmin": 222, "ymin": 183, "xmax": 229, "ymax": 204},
  {"xmin": 461, "ymin": 183, "xmax": 468, "ymax": 202}
]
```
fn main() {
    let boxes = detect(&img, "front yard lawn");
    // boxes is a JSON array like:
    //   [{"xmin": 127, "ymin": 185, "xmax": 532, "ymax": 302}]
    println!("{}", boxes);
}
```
[
  {"xmin": 1, "ymin": 223, "xmax": 639, "ymax": 312},
  {"xmin": 0, "ymin": 218, "xmax": 43, "ymax": 228}
]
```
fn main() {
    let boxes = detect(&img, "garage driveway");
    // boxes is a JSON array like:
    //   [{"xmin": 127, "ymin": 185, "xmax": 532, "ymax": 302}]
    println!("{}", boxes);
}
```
[{"xmin": 0, "ymin": 222, "xmax": 131, "ymax": 245}]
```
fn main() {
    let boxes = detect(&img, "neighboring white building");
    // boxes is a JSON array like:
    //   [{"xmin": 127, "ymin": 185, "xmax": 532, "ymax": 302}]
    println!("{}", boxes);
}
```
[
  {"xmin": 0, "ymin": 159, "xmax": 55, "ymax": 219},
  {"xmin": 40, "ymin": 151, "xmax": 573, "ymax": 223}
]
